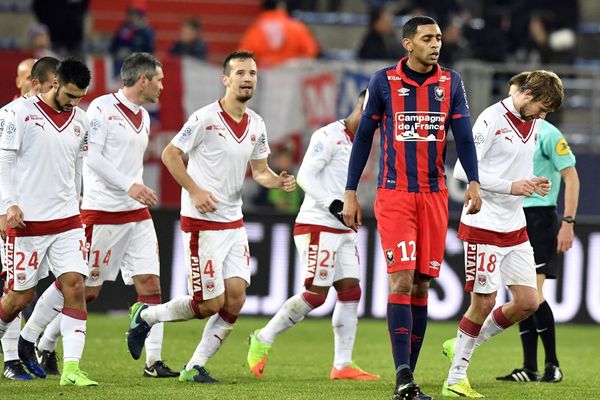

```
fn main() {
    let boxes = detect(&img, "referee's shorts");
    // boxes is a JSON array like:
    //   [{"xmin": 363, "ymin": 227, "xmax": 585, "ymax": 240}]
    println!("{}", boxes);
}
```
[{"xmin": 525, "ymin": 206, "xmax": 559, "ymax": 279}]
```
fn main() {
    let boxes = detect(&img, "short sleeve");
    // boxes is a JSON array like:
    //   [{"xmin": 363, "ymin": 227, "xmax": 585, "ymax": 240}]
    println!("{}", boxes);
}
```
[
  {"xmin": 171, "ymin": 112, "xmax": 205, "ymax": 153},
  {"xmin": 542, "ymin": 122, "xmax": 576, "ymax": 171},
  {"xmin": 250, "ymin": 118, "xmax": 270, "ymax": 160}
]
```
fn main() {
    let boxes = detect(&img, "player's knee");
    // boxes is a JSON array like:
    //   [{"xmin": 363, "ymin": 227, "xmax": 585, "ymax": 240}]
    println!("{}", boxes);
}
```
[
  {"xmin": 135, "ymin": 274, "xmax": 160, "ymax": 292},
  {"xmin": 60, "ymin": 275, "xmax": 86, "ymax": 297},
  {"xmin": 301, "ymin": 291, "xmax": 327, "ymax": 308},
  {"xmin": 201, "ymin": 297, "xmax": 225, "ymax": 316},
  {"xmin": 9, "ymin": 291, "xmax": 35, "ymax": 313},
  {"xmin": 474, "ymin": 295, "xmax": 496, "ymax": 318},
  {"xmin": 85, "ymin": 291, "xmax": 98, "ymax": 303},
  {"xmin": 519, "ymin": 297, "xmax": 539, "ymax": 316}
]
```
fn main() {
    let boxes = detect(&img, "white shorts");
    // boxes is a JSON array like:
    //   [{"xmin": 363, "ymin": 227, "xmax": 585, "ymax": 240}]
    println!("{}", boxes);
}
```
[
  {"xmin": 5, "ymin": 228, "xmax": 88, "ymax": 291},
  {"xmin": 84, "ymin": 219, "xmax": 160, "ymax": 287},
  {"xmin": 464, "ymin": 241, "xmax": 536, "ymax": 294},
  {"xmin": 294, "ymin": 230, "xmax": 360, "ymax": 288},
  {"xmin": 183, "ymin": 227, "xmax": 250, "ymax": 301}
]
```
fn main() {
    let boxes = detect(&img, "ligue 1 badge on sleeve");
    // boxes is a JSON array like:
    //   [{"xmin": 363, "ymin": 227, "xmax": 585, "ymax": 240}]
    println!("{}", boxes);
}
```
[{"xmin": 434, "ymin": 86, "xmax": 445, "ymax": 102}]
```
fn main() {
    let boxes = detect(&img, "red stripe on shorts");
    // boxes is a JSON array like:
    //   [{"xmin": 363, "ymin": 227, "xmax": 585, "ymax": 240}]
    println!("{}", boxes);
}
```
[
  {"xmin": 189, "ymin": 231, "xmax": 203, "ymax": 302},
  {"xmin": 303, "ymin": 231, "xmax": 320, "ymax": 288}
]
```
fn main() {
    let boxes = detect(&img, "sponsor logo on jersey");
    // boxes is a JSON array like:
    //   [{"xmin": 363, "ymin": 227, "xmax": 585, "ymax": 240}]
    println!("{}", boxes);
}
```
[
  {"xmin": 26, "ymin": 114, "xmax": 43, "ymax": 121},
  {"xmin": 397, "ymin": 87, "xmax": 410, "ymax": 96},
  {"xmin": 394, "ymin": 111, "xmax": 447, "ymax": 142},
  {"xmin": 190, "ymin": 256, "xmax": 202, "ymax": 294},
  {"xmin": 434, "ymin": 86, "xmax": 445, "ymax": 101},
  {"xmin": 34, "ymin": 122, "xmax": 45, "ymax": 131},
  {"xmin": 107, "ymin": 115, "xmax": 124, "ymax": 121},
  {"xmin": 206, "ymin": 124, "xmax": 225, "ymax": 131},
  {"xmin": 387, "ymin": 75, "xmax": 401, "ymax": 81},
  {"xmin": 504, "ymin": 136, "xmax": 513, "ymax": 144},
  {"xmin": 555, "ymin": 137, "xmax": 571, "ymax": 156},
  {"xmin": 385, "ymin": 249, "xmax": 395, "ymax": 265}
]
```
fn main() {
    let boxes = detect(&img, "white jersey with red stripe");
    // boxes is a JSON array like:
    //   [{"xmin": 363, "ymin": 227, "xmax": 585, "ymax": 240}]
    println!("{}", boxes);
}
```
[
  {"xmin": 171, "ymin": 100, "xmax": 270, "ymax": 222},
  {"xmin": 0, "ymin": 95, "xmax": 88, "ymax": 221},
  {"xmin": 456, "ymin": 97, "xmax": 540, "ymax": 245},
  {"xmin": 296, "ymin": 120, "xmax": 354, "ymax": 230},
  {"xmin": 82, "ymin": 90, "xmax": 149, "ymax": 212}
]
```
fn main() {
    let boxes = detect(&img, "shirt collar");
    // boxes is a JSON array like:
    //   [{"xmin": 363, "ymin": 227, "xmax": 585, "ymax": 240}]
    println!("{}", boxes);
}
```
[{"xmin": 115, "ymin": 89, "xmax": 141, "ymax": 114}]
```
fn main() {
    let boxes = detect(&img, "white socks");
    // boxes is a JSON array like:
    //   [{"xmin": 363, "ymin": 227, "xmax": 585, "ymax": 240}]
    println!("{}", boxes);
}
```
[
  {"xmin": 332, "ymin": 300, "xmax": 358, "ymax": 370},
  {"xmin": 145, "ymin": 323, "xmax": 164, "ymax": 367},
  {"xmin": 21, "ymin": 282, "xmax": 64, "ymax": 343},
  {"xmin": 186, "ymin": 313, "xmax": 234, "ymax": 371},
  {"xmin": 60, "ymin": 308, "xmax": 87, "ymax": 362},
  {"xmin": 37, "ymin": 315, "xmax": 62, "ymax": 353},
  {"xmin": 0, "ymin": 316, "xmax": 21, "ymax": 361},
  {"xmin": 141, "ymin": 296, "xmax": 195, "ymax": 325},
  {"xmin": 258, "ymin": 294, "xmax": 314, "ymax": 345}
]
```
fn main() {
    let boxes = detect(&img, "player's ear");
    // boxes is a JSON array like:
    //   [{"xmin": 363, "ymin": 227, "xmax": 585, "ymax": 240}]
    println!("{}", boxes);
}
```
[
  {"xmin": 402, "ymin": 37, "xmax": 412, "ymax": 52},
  {"xmin": 221, "ymin": 74, "xmax": 228, "ymax": 87}
]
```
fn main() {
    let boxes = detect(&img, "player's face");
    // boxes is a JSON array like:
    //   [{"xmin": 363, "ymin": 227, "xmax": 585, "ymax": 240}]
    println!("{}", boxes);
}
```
[
  {"xmin": 54, "ymin": 82, "xmax": 88, "ymax": 112},
  {"xmin": 519, "ymin": 99, "xmax": 550, "ymax": 121},
  {"xmin": 404, "ymin": 24, "xmax": 442, "ymax": 69},
  {"xmin": 141, "ymin": 66, "xmax": 164, "ymax": 104},
  {"xmin": 16, "ymin": 69, "xmax": 33, "ymax": 95},
  {"xmin": 223, "ymin": 58, "xmax": 257, "ymax": 103}
]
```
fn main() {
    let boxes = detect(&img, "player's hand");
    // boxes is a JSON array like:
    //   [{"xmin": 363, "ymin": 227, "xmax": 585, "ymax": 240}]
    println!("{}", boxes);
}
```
[
  {"xmin": 0, "ymin": 214, "xmax": 7, "ymax": 240},
  {"xmin": 511, "ymin": 179, "xmax": 536, "ymax": 196},
  {"xmin": 128, "ymin": 183, "xmax": 158, "ymax": 207},
  {"xmin": 6, "ymin": 205, "xmax": 25, "ymax": 229},
  {"xmin": 464, "ymin": 181, "xmax": 482, "ymax": 215},
  {"xmin": 532, "ymin": 176, "xmax": 551, "ymax": 197},
  {"xmin": 278, "ymin": 171, "xmax": 296, "ymax": 192},
  {"xmin": 190, "ymin": 187, "xmax": 218, "ymax": 214},
  {"xmin": 556, "ymin": 221, "xmax": 574, "ymax": 253},
  {"xmin": 342, "ymin": 191, "xmax": 361, "ymax": 232},
  {"xmin": 329, "ymin": 200, "xmax": 349, "ymax": 227}
]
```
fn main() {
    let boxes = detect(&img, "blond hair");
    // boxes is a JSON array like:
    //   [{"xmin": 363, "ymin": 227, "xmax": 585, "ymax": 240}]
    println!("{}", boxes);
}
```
[{"xmin": 513, "ymin": 70, "xmax": 564, "ymax": 111}]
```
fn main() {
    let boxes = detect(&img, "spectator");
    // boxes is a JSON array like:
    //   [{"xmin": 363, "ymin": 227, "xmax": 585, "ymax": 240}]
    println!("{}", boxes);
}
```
[
  {"xmin": 26, "ymin": 23, "xmax": 57, "ymax": 59},
  {"xmin": 438, "ymin": 17, "xmax": 471, "ymax": 66},
  {"xmin": 110, "ymin": 3, "xmax": 155, "ymax": 74},
  {"xmin": 32, "ymin": 0, "xmax": 88, "ymax": 58},
  {"xmin": 527, "ymin": 10, "xmax": 577, "ymax": 65},
  {"xmin": 238, "ymin": 0, "xmax": 319, "ymax": 68},
  {"xmin": 169, "ymin": 18, "xmax": 207, "ymax": 60},
  {"xmin": 357, "ymin": 7, "xmax": 403, "ymax": 61}
]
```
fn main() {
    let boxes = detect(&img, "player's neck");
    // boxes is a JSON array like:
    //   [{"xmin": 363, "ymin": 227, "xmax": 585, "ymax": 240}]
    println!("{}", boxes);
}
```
[
  {"xmin": 121, "ymin": 86, "xmax": 145, "ymax": 107},
  {"xmin": 220, "ymin": 96, "xmax": 247, "ymax": 122},
  {"xmin": 406, "ymin": 58, "xmax": 434, "ymax": 73},
  {"xmin": 41, "ymin": 90, "xmax": 60, "ymax": 111}
]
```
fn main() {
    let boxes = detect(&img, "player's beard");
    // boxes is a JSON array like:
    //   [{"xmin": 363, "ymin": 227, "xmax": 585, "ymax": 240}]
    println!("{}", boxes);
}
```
[
  {"xmin": 237, "ymin": 94, "xmax": 253, "ymax": 103},
  {"xmin": 54, "ymin": 92, "xmax": 69, "ymax": 112}
]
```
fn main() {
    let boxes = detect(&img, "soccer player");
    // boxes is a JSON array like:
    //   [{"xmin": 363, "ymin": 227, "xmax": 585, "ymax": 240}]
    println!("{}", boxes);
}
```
[
  {"xmin": 20, "ymin": 52, "xmax": 178, "ymax": 378},
  {"xmin": 442, "ymin": 70, "xmax": 564, "ymax": 398},
  {"xmin": 127, "ymin": 50, "xmax": 296, "ymax": 383},
  {"xmin": 0, "ymin": 58, "xmax": 97, "ymax": 386},
  {"xmin": 342, "ymin": 16, "xmax": 482, "ymax": 400},
  {"xmin": 247, "ymin": 91, "xmax": 379, "ymax": 381},
  {"xmin": 496, "ymin": 72, "xmax": 579, "ymax": 384},
  {"xmin": 13, "ymin": 58, "xmax": 36, "ymax": 100},
  {"xmin": 0, "ymin": 56, "xmax": 59, "ymax": 381}
]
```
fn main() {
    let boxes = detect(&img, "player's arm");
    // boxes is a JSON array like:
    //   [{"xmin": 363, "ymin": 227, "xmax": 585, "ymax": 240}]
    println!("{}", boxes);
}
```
[
  {"xmin": 0, "ymin": 107, "xmax": 25, "ymax": 229},
  {"xmin": 161, "ymin": 142, "xmax": 218, "ymax": 213},
  {"xmin": 557, "ymin": 166, "xmax": 579, "ymax": 253},
  {"xmin": 449, "ymin": 74, "xmax": 481, "ymax": 214},
  {"xmin": 249, "ymin": 158, "xmax": 296, "ymax": 192},
  {"xmin": 296, "ymin": 130, "xmax": 334, "ymax": 205}
]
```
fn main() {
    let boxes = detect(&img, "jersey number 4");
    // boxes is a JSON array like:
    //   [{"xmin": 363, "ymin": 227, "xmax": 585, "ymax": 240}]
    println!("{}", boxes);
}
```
[{"xmin": 15, "ymin": 251, "xmax": 39, "ymax": 270}]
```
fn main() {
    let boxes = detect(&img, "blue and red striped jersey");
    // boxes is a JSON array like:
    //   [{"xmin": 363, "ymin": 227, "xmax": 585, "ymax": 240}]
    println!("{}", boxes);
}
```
[{"xmin": 362, "ymin": 57, "xmax": 471, "ymax": 192}]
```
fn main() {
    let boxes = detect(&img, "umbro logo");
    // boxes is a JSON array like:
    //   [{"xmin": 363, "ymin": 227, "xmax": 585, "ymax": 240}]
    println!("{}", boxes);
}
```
[{"xmin": 397, "ymin": 88, "xmax": 410, "ymax": 96}]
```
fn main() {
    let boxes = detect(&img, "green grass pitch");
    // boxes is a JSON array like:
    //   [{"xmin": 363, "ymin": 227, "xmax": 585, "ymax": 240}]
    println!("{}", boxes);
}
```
[{"xmin": 1, "ymin": 314, "xmax": 598, "ymax": 399}]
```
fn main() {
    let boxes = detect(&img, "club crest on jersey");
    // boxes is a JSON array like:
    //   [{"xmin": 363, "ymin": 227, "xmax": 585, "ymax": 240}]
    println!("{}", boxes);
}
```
[
  {"xmin": 250, "ymin": 134, "xmax": 256, "ymax": 144},
  {"xmin": 90, "ymin": 267, "xmax": 100, "ymax": 280},
  {"xmin": 397, "ymin": 88, "xmax": 410, "ymax": 96},
  {"xmin": 74, "ymin": 125, "xmax": 81, "ymax": 136},
  {"xmin": 319, "ymin": 268, "xmax": 328, "ymax": 280},
  {"xmin": 206, "ymin": 280, "xmax": 215, "ymax": 292},
  {"xmin": 17, "ymin": 272, "xmax": 26, "ymax": 285},
  {"xmin": 478, "ymin": 275, "xmax": 487, "ymax": 286},
  {"xmin": 434, "ymin": 86, "xmax": 445, "ymax": 101},
  {"xmin": 385, "ymin": 249, "xmax": 395, "ymax": 265}
]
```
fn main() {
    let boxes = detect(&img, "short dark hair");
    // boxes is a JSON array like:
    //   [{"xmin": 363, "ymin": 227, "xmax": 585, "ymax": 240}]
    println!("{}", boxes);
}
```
[
  {"xmin": 31, "ymin": 56, "xmax": 59, "ymax": 83},
  {"xmin": 121, "ymin": 52, "xmax": 163, "ymax": 87},
  {"xmin": 368, "ymin": 8, "xmax": 385, "ymax": 28},
  {"xmin": 56, "ymin": 57, "xmax": 91, "ymax": 89},
  {"xmin": 223, "ymin": 50, "xmax": 256, "ymax": 75},
  {"xmin": 402, "ymin": 16, "xmax": 438, "ymax": 39}
]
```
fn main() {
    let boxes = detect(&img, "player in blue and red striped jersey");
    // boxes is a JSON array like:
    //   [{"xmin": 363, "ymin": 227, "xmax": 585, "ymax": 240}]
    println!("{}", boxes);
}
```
[{"xmin": 342, "ymin": 16, "xmax": 482, "ymax": 400}]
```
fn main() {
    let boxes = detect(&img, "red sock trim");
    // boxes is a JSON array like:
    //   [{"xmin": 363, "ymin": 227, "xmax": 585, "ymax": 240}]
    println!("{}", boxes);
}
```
[
  {"xmin": 458, "ymin": 316, "xmax": 482, "ymax": 337},
  {"xmin": 62, "ymin": 307, "xmax": 88, "ymax": 320},
  {"xmin": 301, "ymin": 291, "xmax": 327, "ymax": 308},
  {"xmin": 388, "ymin": 293, "xmax": 411, "ymax": 305},
  {"xmin": 411, "ymin": 296, "xmax": 428, "ymax": 306},
  {"xmin": 218, "ymin": 309, "xmax": 238, "ymax": 324},
  {"xmin": 138, "ymin": 294, "xmax": 161, "ymax": 305},
  {"xmin": 337, "ymin": 286, "xmax": 361, "ymax": 302},
  {"xmin": 190, "ymin": 299, "xmax": 204, "ymax": 319},
  {"xmin": 0, "ymin": 300, "xmax": 15, "ymax": 323},
  {"xmin": 54, "ymin": 280, "xmax": 62, "ymax": 291},
  {"xmin": 492, "ymin": 306, "xmax": 513, "ymax": 329}
]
